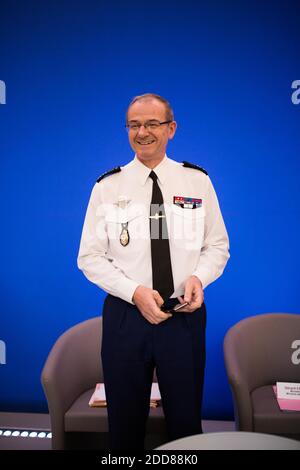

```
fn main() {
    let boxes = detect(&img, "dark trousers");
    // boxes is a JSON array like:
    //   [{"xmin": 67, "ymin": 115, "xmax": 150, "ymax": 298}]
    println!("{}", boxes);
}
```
[{"xmin": 101, "ymin": 294, "xmax": 206, "ymax": 450}]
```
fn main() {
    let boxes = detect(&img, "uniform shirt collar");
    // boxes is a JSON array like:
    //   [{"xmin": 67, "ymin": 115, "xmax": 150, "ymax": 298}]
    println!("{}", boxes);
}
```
[{"xmin": 133, "ymin": 154, "xmax": 169, "ymax": 186}]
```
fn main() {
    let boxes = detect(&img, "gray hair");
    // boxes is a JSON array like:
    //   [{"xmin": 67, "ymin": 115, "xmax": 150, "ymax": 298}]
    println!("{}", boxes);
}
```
[{"xmin": 126, "ymin": 93, "xmax": 174, "ymax": 123}]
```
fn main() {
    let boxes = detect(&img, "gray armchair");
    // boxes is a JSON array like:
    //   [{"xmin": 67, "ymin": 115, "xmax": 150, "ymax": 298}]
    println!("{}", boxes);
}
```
[
  {"xmin": 223, "ymin": 313, "xmax": 300, "ymax": 440},
  {"xmin": 41, "ymin": 316, "xmax": 167, "ymax": 449}
]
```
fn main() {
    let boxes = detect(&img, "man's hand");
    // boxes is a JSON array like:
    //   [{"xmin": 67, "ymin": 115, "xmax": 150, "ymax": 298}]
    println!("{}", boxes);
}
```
[
  {"xmin": 132, "ymin": 286, "xmax": 172, "ymax": 324},
  {"xmin": 177, "ymin": 275, "xmax": 204, "ymax": 312}
]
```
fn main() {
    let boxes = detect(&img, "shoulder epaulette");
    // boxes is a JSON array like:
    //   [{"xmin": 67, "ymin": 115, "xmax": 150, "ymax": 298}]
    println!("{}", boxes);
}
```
[
  {"xmin": 182, "ymin": 161, "xmax": 208, "ymax": 175},
  {"xmin": 96, "ymin": 166, "xmax": 121, "ymax": 183}
]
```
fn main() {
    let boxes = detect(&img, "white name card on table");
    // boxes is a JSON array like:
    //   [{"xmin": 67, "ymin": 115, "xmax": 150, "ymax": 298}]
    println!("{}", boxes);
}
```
[{"xmin": 276, "ymin": 382, "xmax": 300, "ymax": 400}]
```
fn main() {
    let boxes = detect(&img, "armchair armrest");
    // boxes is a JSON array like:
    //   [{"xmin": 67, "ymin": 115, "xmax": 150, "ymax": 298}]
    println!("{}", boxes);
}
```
[{"xmin": 224, "ymin": 334, "xmax": 253, "ymax": 431}]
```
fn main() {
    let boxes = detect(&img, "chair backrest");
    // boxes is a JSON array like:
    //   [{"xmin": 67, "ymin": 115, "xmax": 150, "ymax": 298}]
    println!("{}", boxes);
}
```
[{"xmin": 224, "ymin": 313, "xmax": 300, "ymax": 392}]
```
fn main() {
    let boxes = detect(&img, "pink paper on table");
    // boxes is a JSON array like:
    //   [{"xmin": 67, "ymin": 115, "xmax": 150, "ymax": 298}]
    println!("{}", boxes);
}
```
[{"xmin": 273, "ymin": 386, "xmax": 300, "ymax": 411}]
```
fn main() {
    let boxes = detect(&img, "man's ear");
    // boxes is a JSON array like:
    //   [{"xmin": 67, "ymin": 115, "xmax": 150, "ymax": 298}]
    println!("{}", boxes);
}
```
[{"xmin": 168, "ymin": 121, "xmax": 177, "ymax": 140}]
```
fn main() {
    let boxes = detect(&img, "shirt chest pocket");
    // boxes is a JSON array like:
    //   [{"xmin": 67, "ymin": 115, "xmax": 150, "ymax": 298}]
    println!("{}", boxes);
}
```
[
  {"xmin": 170, "ymin": 204, "xmax": 206, "ymax": 249},
  {"xmin": 105, "ymin": 206, "xmax": 148, "ymax": 246}
]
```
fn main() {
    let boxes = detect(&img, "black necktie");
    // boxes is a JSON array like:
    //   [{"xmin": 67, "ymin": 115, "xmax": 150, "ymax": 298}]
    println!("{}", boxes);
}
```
[{"xmin": 149, "ymin": 171, "xmax": 174, "ymax": 301}]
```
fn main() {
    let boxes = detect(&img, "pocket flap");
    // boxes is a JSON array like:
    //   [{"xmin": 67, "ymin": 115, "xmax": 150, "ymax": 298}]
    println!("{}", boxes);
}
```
[
  {"xmin": 171, "ymin": 204, "xmax": 205, "ymax": 219},
  {"xmin": 105, "ymin": 205, "xmax": 145, "ymax": 223}
]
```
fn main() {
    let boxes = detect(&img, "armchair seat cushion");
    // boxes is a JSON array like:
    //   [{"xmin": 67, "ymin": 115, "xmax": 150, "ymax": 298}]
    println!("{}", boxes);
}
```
[
  {"xmin": 65, "ymin": 389, "xmax": 109, "ymax": 432},
  {"xmin": 252, "ymin": 385, "xmax": 300, "ymax": 435},
  {"xmin": 65, "ymin": 388, "xmax": 167, "ymax": 435}
]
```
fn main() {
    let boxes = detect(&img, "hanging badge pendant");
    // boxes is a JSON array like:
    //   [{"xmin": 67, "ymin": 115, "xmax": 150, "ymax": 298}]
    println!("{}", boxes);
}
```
[{"xmin": 120, "ymin": 222, "xmax": 130, "ymax": 246}]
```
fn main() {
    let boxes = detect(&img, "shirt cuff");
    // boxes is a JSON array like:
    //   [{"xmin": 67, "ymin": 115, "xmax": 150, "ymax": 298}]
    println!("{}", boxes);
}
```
[
  {"xmin": 116, "ymin": 278, "xmax": 140, "ymax": 305},
  {"xmin": 192, "ymin": 267, "xmax": 212, "ymax": 290}
]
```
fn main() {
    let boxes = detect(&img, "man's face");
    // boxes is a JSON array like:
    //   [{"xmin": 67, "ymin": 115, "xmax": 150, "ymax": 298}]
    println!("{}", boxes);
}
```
[{"xmin": 126, "ymin": 98, "xmax": 177, "ymax": 164}]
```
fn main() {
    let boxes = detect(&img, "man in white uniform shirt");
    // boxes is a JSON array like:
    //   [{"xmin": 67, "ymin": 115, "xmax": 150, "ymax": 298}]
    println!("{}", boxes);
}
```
[{"xmin": 78, "ymin": 93, "xmax": 230, "ymax": 450}]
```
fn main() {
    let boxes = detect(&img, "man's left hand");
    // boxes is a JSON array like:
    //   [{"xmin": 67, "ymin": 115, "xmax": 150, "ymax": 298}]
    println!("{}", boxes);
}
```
[{"xmin": 177, "ymin": 275, "xmax": 204, "ymax": 312}]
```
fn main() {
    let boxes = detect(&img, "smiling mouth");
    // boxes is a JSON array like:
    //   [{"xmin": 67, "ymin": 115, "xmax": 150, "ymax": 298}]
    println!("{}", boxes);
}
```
[{"xmin": 136, "ymin": 140, "xmax": 155, "ymax": 145}]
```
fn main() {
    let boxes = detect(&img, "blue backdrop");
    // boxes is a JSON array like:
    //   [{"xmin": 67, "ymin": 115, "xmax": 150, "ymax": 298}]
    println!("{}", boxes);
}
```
[{"xmin": 0, "ymin": 0, "xmax": 299, "ymax": 419}]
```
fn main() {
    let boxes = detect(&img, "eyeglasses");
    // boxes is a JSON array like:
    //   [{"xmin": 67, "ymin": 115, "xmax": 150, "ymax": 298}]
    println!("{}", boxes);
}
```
[{"xmin": 125, "ymin": 120, "xmax": 172, "ymax": 132}]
